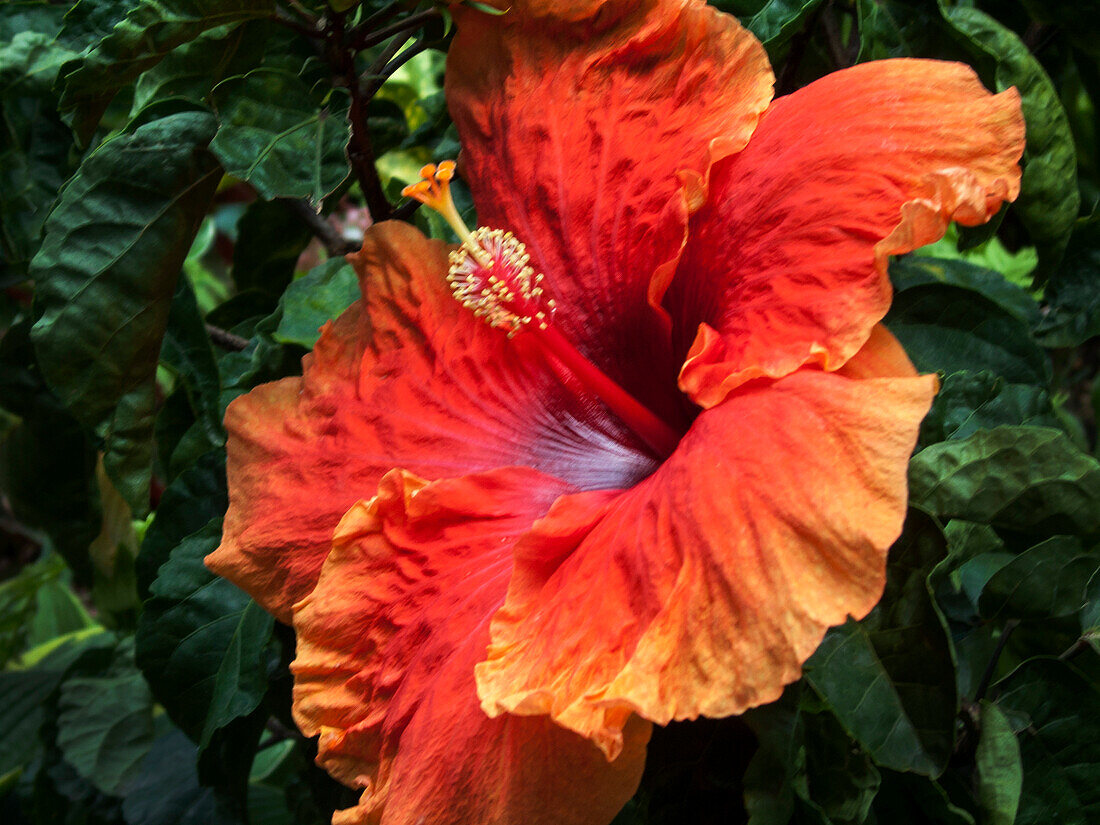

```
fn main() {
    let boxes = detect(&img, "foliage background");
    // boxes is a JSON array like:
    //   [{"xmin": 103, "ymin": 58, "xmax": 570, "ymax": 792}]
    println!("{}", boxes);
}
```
[{"xmin": 1, "ymin": 0, "xmax": 1099, "ymax": 823}]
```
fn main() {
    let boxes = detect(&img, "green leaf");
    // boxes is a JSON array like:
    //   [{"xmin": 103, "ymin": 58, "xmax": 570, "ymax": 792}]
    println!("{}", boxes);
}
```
[
  {"xmin": 978, "ymin": 536, "xmax": 1100, "ymax": 621},
  {"xmin": 872, "ymin": 771, "xmax": 976, "ymax": 825},
  {"xmin": 909, "ymin": 426, "xmax": 1100, "ymax": 534},
  {"xmin": 136, "ymin": 519, "xmax": 275, "ymax": 748},
  {"xmin": 136, "ymin": 450, "xmax": 227, "ymax": 598},
  {"xmin": 0, "ymin": 554, "xmax": 92, "ymax": 668},
  {"xmin": 0, "ymin": 629, "xmax": 113, "ymax": 778},
  {"xmin": 891, "ymin": 255, "xmax": 1040, "ymax": 327},
  {"xmin": 996, "ymin": 658, "xmax": 1100, "ymax": 825},
  {"xmin": 943, "ymin": 6, "xmax": 1080, "ymax": 270},
  {"xmin": 855, "ymin": 0, "xmax": 951, "ymax": 62},
  {"xmin": 806, "ymin": 511, "xmax": 956, "ymax": 777},
  {"xmin": 1034, "ymin": 217, "xmax": 1100, "ymax": 348},
  {"xmin": 273, "ymin": 259, "xmax": 360, "ymax": 349},
  {"xmin": 56, "ymin": 641, "xmax": 156, "ymax": 796},
  {"xmin": 161, "ymin": 276, "xmax": 225, "ymax": 455},
  {"xmin": 976, "ymin": 701, "xmax": 1023, "ymax": 825},
  {"xmin": 230, "ymin": 199, "xmax": 314, "ymax": 305},
  {"xmin": 129, "ymin": 21, "xmax": 271, "ymax": 117},
  {"xmin": 745, "ymin": 0, "xmax": 825, "ymax": 48},
  {"xmin": 885, "ymin": 285, "xmax": 1050, "ymax": 386},
  {"xmin": 58, "ymin": 0, "xmax": 275, "ymax": 142},
  {"xmin": 918, "ymin": 370, "xmax": 1058, "ymax": 448},
  {"xmin": 210, "ymin": 68, "xmax": 351, "ymax": 206},
  {"xmin": 122, "ymin": 727, "xmax": 238, "ymax": 825},
  {"xmin": 30, "ymin": 111, "xmax": 221, "ymax": 515}
]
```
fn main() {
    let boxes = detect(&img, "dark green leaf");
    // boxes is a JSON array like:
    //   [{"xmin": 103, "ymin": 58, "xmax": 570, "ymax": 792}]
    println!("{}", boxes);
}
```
[
  {"xmin": 976, "ymin": 701, "xmax": 1023, "ymax": 825},
  {"xmin": 210, "ymin": 68, "xmax": 351, "ymax": 206},
  {"xmin": 137, "ymin": 449, "xmax": 226, "ymax": 598},
  {"xmin": 230, "ymin": 199, "xmax": 313, "ymax": 304},
  {"xmin": 996, "ymin": 658, "xmax": 1100, "ymax": 825},
  {"xmin": 129, "ymin": 21, "xmax": 271, "ymax": 116},
  {"xmin": 161, "ymin": 276, "xmax": 225, "ymax": 454},
  {"xmin": 30, "ymin": 111, "xmax": 221, "ymax": 515},
  {"xmin": 273, "ymin": 259, "xmax": 359, "ymax": 349},
  {"xmin": 1034, "ymin": 217, "xmax": 1100, "ymax": 348},
  {"xmin": 855, "ymin": 0, "xmax": 952, "ymax": 61},
  {"xmin": 136, "ymin": 519, "xmax": 275, "ymax": 748},
  {"xmin": 745, "ymin": 0, "xmax": 825, "ymax": 48},
  {"xmin": 978, "ymin": 536, "xmax": 1100, "ymax": 620},
  {"xmin": 885, "ymin": 285, "xmax": 1050, "ymax": 386},
  {"xmin": 56, "ymin": 641, "xmax": 156, "ymax": 796},
  {"xmin": 59, "ymin": 0, "xmax": 275, "ymax": 142},
  {"xmin": 805, "ymin": 621, "xmax": 939, "ymax": 775},
  {"xmin": 909, "ymin": 426, "xmax": 1100, "ymax": 534},
  {"xmin": 918, "ymin": 370, "xmax": 1058, "ymax": 447},
  {"xmin": 806, "ymin": 511, "xmax": 956, "ymax": 776},
  {"xmin": 0, "ymin": 629, "xmax": 113, "ymax": 778},
  {"xmin": 872, "ymin": 770, "xmax": 975, "ymax": 825},
  {"xmin": 891, "ymin": 255, "xmax": 1040, "ymax": 327},
  {"xmin": 122, "ymin": 727, "xmax": 238, "ymax": 825},
  {"xmin": 943, "ymin": 6, "xmax": 1080, "ymax": 270}
]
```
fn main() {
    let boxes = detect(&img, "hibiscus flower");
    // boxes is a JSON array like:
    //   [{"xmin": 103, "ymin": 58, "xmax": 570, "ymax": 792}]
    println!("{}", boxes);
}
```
[{"xmin": 205, "ymin": 1, "xmax": 1025, "ymax": 823}]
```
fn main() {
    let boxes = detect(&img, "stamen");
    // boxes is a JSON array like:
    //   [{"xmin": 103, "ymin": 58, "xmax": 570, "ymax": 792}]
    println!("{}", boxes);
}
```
[{"xmin": 402, "ymin": 161, "xmax": 683, "ymax": 458}]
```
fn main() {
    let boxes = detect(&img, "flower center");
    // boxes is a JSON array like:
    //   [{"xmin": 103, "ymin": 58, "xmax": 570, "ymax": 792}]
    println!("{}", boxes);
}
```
[{"xmin": 402, "ymin": 162, "xmax": 681, "ymax": 459}]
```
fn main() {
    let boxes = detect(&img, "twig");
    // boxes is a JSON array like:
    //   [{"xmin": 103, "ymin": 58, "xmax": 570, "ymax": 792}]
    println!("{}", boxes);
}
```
[
  {"xmin": 974, "ymin": 619, "xmax": 1020, "ymax": 702},
  {"xmin": 272, "ymin": 8, "xmax": 324, "ymax": 40},
  {"xmin": 285, "ymin": 199, "xmax": 359, "ymax": 256},
  {"xmin": 822, "ymin": 1, "xmax": 853, "ymax": 70},
  {"xmin": 1059, "ymin": 637, "xmax": 1091, "ymax": 662},
  {"xmin": 206, "ymin": 324, "xmax": 250, "ymax": 352},
  {"xmin": 350, "ymin": 8, "xmax": 442, "ymax": 51}
]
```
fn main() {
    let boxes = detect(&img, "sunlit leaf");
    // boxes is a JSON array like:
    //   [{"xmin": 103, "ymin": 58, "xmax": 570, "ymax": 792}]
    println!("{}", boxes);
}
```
[
  {"xmin": 909, "ymin": 426, "xmax": 1100, "ymax": 534},
  {"xmin": 976, "ymin": 701, "xmax": 1023, "ymax": 825},
  {"xmin": 210, "ymin": 68, "xmax": 351, "ymax": 206},
  {"xmin": 273, "ymin": 258, "xmax": 360, "ymax": 349}
]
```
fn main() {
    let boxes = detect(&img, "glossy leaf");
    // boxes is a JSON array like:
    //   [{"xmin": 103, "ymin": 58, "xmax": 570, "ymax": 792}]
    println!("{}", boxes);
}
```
[
  {"xmin": 909, "ymin": 426, "xmax": 1100, "ymax": 534},
  {"xmin": 918, "ymin": 370, "xmax": 1058, "ymax": 448},
  {"xmin": 56, "ymin": 641, "xmax": 156, "ymax": 796},
  {"xmin": 978, "ymin": 536, "xmax": 1100, "ymax": 620},
  {"xmin": 890, "ymin": 255, "xmax": 1040, "ymax": 327},
  {"xmin": 745, "ymin": 0, "xmax": 826, "ymax": 48},
  {"xmin": 806, "ymin": 511, "xmax": 956, "ymax": 777},
  {"xmin": 996, "ymin": 658, "xmax": 1100, "ymax": 825},
  {"xmin": 976, "ymin": 701, "xmax": 1022, "ymax": 825},
  {"xmin": 885, "ymin": 284, "xmax": 1049, "ymax": 386},
  {"xmin": 135, "ymin": 519, "xmax": 275, "ymax": 748},
  {"xmin": 210, "ymin": 68, "xmax": 351, "ymax": 205},
  {"xmin": 229, "ymin": 199, "xmax": 313, "ymax": 305},
  {"xmin": 59, "ymin": 0, "xmax": 275, "ymax": 142},
  {"xmin": 272, "ymin": 258, "xmax": 360, "ymax": 349},
  {"xmin": 1035, "ymin": 217, "xmax": 1100, "ymax": 347},
  {"xmin": 943, "ymin": 6, "xmax": 1080, "ymax": 270},
  {"xmin": 30, "ymin": 111, "xmax": 221, "ymax": 515}
]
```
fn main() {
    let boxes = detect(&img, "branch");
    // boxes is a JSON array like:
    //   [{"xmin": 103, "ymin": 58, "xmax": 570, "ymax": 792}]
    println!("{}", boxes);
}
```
[
  {"xmin": 285, "ymin": 199, "xmax": 359, "ymax": 256},
  {"xmin": 974, "ymin": 619, "xmax": 1020, "ymax": 702}
]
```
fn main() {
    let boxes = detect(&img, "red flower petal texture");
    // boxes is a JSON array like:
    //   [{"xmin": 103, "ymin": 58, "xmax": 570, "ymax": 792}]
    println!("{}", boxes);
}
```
[{"xmin": 205, "ymin": 1, "xmax": 1026, "ymax": 823}]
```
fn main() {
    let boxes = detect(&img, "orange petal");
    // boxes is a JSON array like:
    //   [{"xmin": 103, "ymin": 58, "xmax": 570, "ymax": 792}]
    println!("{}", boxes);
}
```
[
  {"xmin": 206, "ymin": 221, "xmax": 658, "ymax": 621},
  {"xmin": 447, "ymin": 0, "xmax": 773, "ymax": 421},
  {"xmin": 668, "ymin": 59, "xmax": 1024, "ymax": 408},
  {"xmin": 476, "ymin": 339, "xmax": 937, "ymax": 755},
  {"xmin": 291, "ymin": 467, "xmax": 650, "ymax": 825}
]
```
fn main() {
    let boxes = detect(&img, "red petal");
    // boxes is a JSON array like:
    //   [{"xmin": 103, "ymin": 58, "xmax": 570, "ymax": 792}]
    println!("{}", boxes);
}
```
[
  {"xmin": 447, "ymin": 0, "xmax": 773, "ymax": 419},
  {"xmin": 669, "ymin": 59, "xmax": 1024, "ymax": 408},
  {"xmin": 206, "ymin": 222, "xmax": 656, "ymax": 622},
  {"xmin": 291, "ymin": 468, "xmax": 650, "ymax": 825},
  {"xmin": 476, "ymin": 333, "xmax": 937, "ymax": 754}
]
